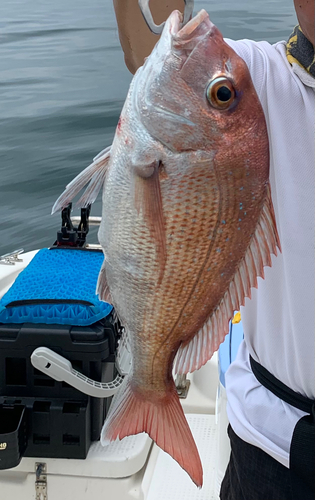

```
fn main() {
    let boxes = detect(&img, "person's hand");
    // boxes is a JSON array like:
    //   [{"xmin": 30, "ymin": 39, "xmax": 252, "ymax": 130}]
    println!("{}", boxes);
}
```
[{"xmin": 113, "ymin": 0, "xmax": 185, "ymax": 74}]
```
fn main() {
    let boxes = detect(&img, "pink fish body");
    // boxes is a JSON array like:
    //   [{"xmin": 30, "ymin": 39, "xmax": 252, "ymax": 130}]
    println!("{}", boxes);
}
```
[{"xmin": 53, "ymin": 9, "xmax": 280, "ymax": 487}]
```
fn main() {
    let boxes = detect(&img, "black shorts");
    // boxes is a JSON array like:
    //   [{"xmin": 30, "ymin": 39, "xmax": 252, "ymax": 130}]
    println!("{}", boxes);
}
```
[{"xmin": 220, "ymin": 425, "xmax": 314, "ymax": 500}]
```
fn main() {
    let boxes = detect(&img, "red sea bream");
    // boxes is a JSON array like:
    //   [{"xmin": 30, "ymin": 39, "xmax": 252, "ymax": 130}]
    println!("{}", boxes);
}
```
[{"xmin": 53, "ymin": 9, "xmax": 281, "ymax": 487}]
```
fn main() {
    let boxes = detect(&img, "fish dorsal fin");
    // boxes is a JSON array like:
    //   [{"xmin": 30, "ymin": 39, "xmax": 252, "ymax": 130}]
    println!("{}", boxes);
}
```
[
  {"xmin": 174, "ymin": 185, "xmax": 281, "ymax": 375},
  {"xmin": 52, "ymin": 146, "xmax": 111, "ymax": 214}
]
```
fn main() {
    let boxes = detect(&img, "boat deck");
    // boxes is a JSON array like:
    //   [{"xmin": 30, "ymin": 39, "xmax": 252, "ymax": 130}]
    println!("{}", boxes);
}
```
[{"xmin": 145, "ymin": 415, "xmax": 220, "ymax": 500}]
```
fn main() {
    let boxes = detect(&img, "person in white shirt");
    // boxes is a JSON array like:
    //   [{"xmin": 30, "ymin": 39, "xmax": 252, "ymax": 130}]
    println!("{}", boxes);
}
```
[{"xmin": 112, "ymin": 1, "xmax": 315, "ymax": 498}]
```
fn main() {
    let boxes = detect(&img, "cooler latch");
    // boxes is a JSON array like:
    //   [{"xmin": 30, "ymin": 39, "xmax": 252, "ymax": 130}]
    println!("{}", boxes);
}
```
[{"xmin": 31, "ymin": 346, "xmax": 128, "ymax": 398}]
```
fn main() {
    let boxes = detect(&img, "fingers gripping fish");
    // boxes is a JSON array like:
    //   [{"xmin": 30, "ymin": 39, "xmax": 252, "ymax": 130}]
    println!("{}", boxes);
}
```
[{"xmin": 53, "ymin": 10, "xmax": 281, "ymax": 487}]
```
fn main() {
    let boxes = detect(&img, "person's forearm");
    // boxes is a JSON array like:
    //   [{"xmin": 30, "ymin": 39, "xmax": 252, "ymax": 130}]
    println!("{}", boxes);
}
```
[{"xmin": 113, "ymin": 0, "xmax": 185, "ymax": 74}]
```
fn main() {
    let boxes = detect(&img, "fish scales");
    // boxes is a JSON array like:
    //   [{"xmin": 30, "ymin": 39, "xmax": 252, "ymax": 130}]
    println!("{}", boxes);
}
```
[
  {"xmin": 53, "ymin": 9, "xmax": 280, "ymax": 487},
  {"xmin": 103, "ymin": 149, "xmax": 220, "ymax": 365}
]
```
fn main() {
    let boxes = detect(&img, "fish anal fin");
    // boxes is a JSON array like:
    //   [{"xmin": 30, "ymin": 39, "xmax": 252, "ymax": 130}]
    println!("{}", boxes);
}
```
[
  {"xmin": 134, "ymin": 162, "xmax": 166, "ymax": 283},
  {"xmin": 52, "ymin": 146, "xmax": 111, "ymax": 214},
  {"xmin": 96, "ymin": 264, "xmax": 113, "ymax": 304},
  {"xmin": 101, "ymin": 377, "xmax": 203, "ymax": 487},
  {"xmin": 175, "ymin": 184, "xmax": 281, "ymax": 375}
]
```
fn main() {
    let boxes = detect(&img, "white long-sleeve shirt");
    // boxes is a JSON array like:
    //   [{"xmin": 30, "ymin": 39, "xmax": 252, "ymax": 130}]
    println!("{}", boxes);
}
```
[{"xmin": 224, "ymin": 38, "xmax": 315, "ymax": 468}]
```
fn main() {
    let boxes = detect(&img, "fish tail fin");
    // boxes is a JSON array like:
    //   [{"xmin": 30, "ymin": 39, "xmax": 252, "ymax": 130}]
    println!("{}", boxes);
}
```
[
  {"xmin": 101, "ymin": 376, "xmax": 203, "ymax": 487},
  {"xmin": 51, "ymin": 146, "xmax": 111, "ymax": 214}
]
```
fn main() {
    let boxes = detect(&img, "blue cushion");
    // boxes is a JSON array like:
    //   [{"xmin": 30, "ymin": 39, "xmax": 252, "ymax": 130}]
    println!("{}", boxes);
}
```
[{"xmin": 0, "ymin": 249, "xmax": 112, "ymax": 326}]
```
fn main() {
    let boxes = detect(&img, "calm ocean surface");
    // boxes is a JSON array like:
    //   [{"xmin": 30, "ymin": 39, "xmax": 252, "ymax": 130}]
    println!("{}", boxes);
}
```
[{"xmin": 0, "ymin": 0, "xmax": 297, "ymax": 255}]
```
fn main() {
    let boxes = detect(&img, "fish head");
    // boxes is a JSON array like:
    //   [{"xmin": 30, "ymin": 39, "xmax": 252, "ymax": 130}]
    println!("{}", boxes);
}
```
[{"xmin": 135, "ymin": 9, "xmax": 267, "ymax": 157}]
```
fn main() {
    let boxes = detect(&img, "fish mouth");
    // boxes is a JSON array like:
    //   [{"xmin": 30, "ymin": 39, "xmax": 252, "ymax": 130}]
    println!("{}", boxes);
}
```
[{"xmin": 170, "ymin": 9, "xmax": 214, "ymax": 49}]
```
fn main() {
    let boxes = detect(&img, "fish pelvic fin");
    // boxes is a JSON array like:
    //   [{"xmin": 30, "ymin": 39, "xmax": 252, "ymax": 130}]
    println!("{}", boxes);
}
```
[
  {"xmin": 134, "ymin": 162, "xmax": 167, "ymax": 284},
  {"xmin": 101, "ymin": 376, "xmax": 203, "ymax": 488},
  {"xmin": 51, "ymin": 146, "xmax": 111, "ymax": 214},
  {"xmin": 175, "ymin": 183, "xmax": 281, "ymax": 375}
]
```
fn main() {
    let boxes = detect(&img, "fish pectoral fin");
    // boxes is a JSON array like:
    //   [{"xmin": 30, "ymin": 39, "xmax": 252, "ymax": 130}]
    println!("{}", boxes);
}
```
[
  {"xmin": 133, "ymin": 161, "xmax": 167, "ymax": 282},
  {"xmin": 96, "ymin": 263, "xmax": 113, "ymax": 304},
  {"xmin": 51, "ymin": 146, "xmax": 111, "ymax": 214},
  {"xmin": 175, "ymin": 184, "xmax": 281, "ymax": 375},
  {"xmin": 101, "ymin": 376, "xmax": 203, "ymax": 487}
]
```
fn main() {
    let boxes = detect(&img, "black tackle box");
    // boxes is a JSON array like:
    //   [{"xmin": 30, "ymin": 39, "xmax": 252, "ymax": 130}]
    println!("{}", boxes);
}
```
[
  {"xmin": 0, "ymin": 314, "xmax": 120, "ymax": 469},
  {"xmin": 0, "ymin": 207, "xmax": 122, "ymax": 469}
]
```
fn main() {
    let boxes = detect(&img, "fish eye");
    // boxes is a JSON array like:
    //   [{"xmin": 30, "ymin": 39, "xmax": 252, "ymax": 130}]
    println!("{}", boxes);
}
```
[{"xmin": 206, "ymin": 76, "xmax": 236, "ymax": 110}]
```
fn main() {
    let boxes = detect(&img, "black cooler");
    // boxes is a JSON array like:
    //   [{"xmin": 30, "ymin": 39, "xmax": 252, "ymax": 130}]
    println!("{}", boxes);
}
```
[{"xmin": 0, "ymin": 242, "xmax": 120, "ymax": 470}]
